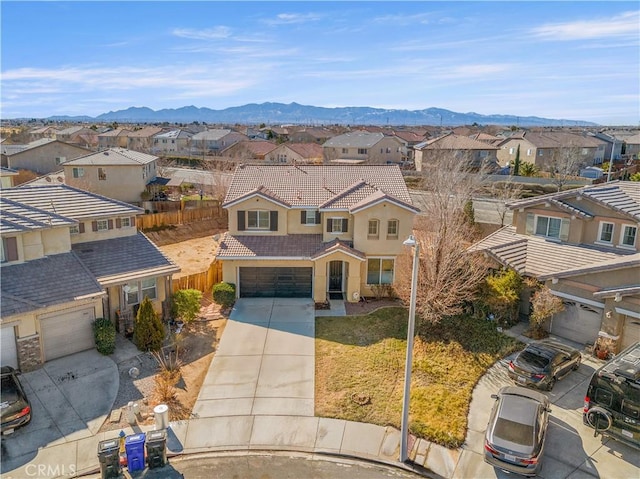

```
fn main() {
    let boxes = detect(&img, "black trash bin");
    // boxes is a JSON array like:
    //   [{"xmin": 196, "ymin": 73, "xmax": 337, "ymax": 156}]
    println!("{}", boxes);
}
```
[
  {"xmin": 146, "ymin": 429, "xmax": 167, "ymax": 468},
  {"xmin": 97, "ymin": 438, "xmax": 121, "ymax": 479}
]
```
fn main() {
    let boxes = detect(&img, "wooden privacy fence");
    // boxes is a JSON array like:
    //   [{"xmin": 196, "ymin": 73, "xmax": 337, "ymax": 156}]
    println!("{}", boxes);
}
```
[
  {"xmin": 138, "ymin": 205, "xmax": 228, "ymax": 230},
  {"xmin": 172, "ymin": 260, "xmax": 222, "ymax": 293}
]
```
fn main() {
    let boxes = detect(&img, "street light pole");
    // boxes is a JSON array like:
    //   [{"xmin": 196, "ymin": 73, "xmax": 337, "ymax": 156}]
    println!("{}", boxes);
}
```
[{"xmin": 400, "ymin": 234, "xmax": 420, "ymax": 462}]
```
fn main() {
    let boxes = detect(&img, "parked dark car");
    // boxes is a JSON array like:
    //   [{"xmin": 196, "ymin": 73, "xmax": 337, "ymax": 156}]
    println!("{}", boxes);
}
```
[
  {"xmin": 1, "ymin": 366, "xmax": 31, "ymax": 433},
  {"xmin": 484, "ymin": 386, "xmax": 551, "ymax": 476},
  {"xmin": 583, "ymin": 341, "xmax": 640, "ymax": 450},
  {"xmin": 508, "ymin": 339, "xmax": 581, "ymax": 391}
]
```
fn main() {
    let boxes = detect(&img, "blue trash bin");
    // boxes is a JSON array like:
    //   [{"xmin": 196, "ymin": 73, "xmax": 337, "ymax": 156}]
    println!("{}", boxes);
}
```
[{"xmin": 124, "ymin": 433, "xmax": 146, "ymax": 472}]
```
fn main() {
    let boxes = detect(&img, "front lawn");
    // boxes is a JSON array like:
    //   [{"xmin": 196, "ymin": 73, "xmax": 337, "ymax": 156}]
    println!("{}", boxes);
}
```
[{"xmin": 315, "ymin": 307, "xmax": 521, "ymax": 448}]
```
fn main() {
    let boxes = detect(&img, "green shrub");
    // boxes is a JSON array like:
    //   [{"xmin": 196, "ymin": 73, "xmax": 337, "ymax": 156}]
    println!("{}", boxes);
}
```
[
  {"xmin": 133, "ymin": 297, "xmax": 165, "ymax": 352},
  {"xmin": 171, "ymin": 289, "xmax": 203, "ymax": 322},
  {"xmin": 212, "ymin": 282, "xmax": 235, "ymax": 308},
  {"xmin": 93, "ymin": 317, "xmax": 116, "ymax": 355}
]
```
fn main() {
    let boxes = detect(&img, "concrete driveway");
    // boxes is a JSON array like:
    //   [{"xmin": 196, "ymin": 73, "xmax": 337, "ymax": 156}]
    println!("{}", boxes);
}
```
[
  {"xmin": 453, "ymin": 332, "xmax": 640, "ymax": 479},
  {"xmin": 193, "ymin": 298, "xmax": 315, "ymax": 419},
  {"xmin": 0, "ymin": 349, "xmax": 117, "ymax": 473}
]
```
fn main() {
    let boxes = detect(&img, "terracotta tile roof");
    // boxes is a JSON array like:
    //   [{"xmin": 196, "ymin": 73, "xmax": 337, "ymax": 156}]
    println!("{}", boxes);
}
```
[
  {"xmin": 126, "ymin": 126, "xmax": 164, "ymax": 138},
  {"xmin": 98, "ymin": 128, "xmax": 131, "ymax": 137},
  {"xmin": 469, "ymin": 226, "xmax": 635, "ymax": 278},
  {"xmin": 72, "ymin": 232, "xmax": 179, "ymax": 285},
  {"xmin": 224, "ymin": 165, "xmax": 412, "ymax": 208},
  {"xmin": 498, "ymin": 131, "xmax": 606, "ymax": 149},
  {"xmin": 227, "ymin": 185, "xmax": 291, "ymax": 208},
  {"xmin": 319, "ymin": 180, "xmax": 379, "ymax": 210},
  {"xmin": 416, "ymin": 133, "xmax": 498, "ymax": 151},
  {"xmin": 1, "ymin": 252, "xmax": 104, "ymax": 317},
  {"xmin": 221, "ymin": 140, "xmax": 278, "ymax": 156},
  {"xmin": 286, "ymin": 143, "xmax": 324, "ymax": 158},
  {"xmin": 310, "ymin": 238, "xmax": 366, "ymax": 260}
]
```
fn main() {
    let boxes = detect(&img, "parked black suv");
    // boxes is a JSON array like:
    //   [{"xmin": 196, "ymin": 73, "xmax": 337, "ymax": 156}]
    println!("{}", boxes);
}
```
[
  {"xmin": 508, "ymin": 340, "xmax": 581, "ymax": 391},
  {"xmin": 1, "ymin": 366, "xmax": 31, "ymax": 433},
  {"xmin": 583, "ymin": 342, "xmax": 640, "ymax": 450}
]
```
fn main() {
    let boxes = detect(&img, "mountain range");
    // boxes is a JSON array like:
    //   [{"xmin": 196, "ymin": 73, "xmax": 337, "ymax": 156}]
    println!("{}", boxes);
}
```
[{"xmin": 45, "ymin": 102, "xmax": 597, "ymax": 127}]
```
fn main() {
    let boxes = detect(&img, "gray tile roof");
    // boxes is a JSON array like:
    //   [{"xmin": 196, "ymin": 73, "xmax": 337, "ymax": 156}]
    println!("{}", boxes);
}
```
[
  {"xmin": 72, "ymin": 232, "xmax": 179, "ymax": 285},
  {"xmin": 0, "ymin": 197, "xmax": 76, "ymax": 234},
  {"xmin": 3, "ymin": 184, "xmax": 142, "ymax": 220},
  {"xmin": 323, "ymin": 131, "xmax": 385, "ymax": 148},
  {"xmin": 1, "ymin": 252, "xmax": 104, "ymax": 317},
  {"xmin": 508, "ymin": 181, "xmax": 640, "ymax": 222},
  {"xmin": 192, "ymin": 129, "xmax": 232, "ymax": 140},
  {"xmin": 216, "ymin": 234, "xmax": 322, "ymax": 259},
  {"xmin": 64, "ymin": 148, "xmax": 158, "ymax": 166},
  {"xmin": 224, "ymin": 165, "xmax": 413, "ymax": 208},
  {"xmin": 469, "ymin": 226, "xmax": 635, "ymax": 278}
]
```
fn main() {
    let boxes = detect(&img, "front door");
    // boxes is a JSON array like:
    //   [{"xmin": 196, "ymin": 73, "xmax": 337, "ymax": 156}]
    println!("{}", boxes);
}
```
[{"xmin": 329, "ymin": 261, "xmax": 343, "ymax": 292}]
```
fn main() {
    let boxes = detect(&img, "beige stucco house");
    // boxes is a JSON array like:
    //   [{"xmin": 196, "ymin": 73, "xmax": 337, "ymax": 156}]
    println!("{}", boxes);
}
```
[
  {"xmin": 215, "ymin": 165, "xmax": 420, "ymax": 303},
  {"xmin": 1, "ymin": 185, "xmax": 179, "ymax": 370},
  {"xmin": 263, "ymin": 143, "xmax": 324, "ymax": 164},
  {"xmin": 322, "ymin": 131, "xmax": 406, "ymax": 165},
  {"xmin": 470, "ymin": 181, "xmax": 640, "ymax": 355},
  {"xmin": 413, "ymin": 133, "xmax": 499, "ymax": 172},
  {"xmin": 63, "ymin": 148, "xmax": 159, "ymax": 203},
  {"xmin": 2, "ymin": 139, "xmax": 92, "ymax": 174}
]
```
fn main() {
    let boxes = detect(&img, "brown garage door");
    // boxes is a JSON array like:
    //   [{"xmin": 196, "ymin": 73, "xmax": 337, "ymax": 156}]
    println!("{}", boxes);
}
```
[
  {"xmin": 40, "ymin": 307, "xmax": 96, "ymax": 361},
  {"xmin": 240, "ymin": 267, "xmax": 312, "ymax": 298}
]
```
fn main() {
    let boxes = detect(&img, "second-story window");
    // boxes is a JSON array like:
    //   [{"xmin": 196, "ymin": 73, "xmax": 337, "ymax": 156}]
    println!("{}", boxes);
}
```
[
  {"xmin": 327, "ymin": 218, "xmax": 348, "ymax": 233},
  {"xmin": 248, "ymin": 210, "xmax": 270, "ymax": 229},
  {"xmin": 70, "ymin": 225, "xmax": 80, "ymax": 235},
  {"xmin": 98, "ymin": 168, "xmax": 107, "ymax": 181},
  {"xmin": 302, "ymin": 210, "xmax": 320, "ymax": 225},
  {"xmin": 535, "ymin": 216, "xmax": 561, "ymax": 239},
  {"xmin": 598, "ymin": 222, "xmax": 614, "ymax": 243},
  {"xmin": 342, "ymin": 148, "xmax": 348, "ymax": 154},
  {"xmin": 387, "ymin": 219, "xmax": 399, "ymax": 239},
  {"xmin": 621, "ymin": 225, "xmax": 637, "ymax": 247},
  {"xmin": 96, "ymin": 219, "xmax": 109, "ymax": 232},
  {"xmin": 368, "ymin": 219, "xmax": 379, "ymax": 239},
  {"xmin": 358, "ymin": 148, "xmax": 368, "ymax": 155},
  {"xmin": 72, "ymin": 167, "xmax": 84, "ymax": 178},
  {"xmin": 120, "ymin": 217, "xmax": 131, "ymax": 228}
]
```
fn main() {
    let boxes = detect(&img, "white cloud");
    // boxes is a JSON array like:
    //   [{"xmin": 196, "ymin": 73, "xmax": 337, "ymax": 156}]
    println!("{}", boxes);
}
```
[
  {"xmin": 263, "ymin": 12, "xmax": 324, "ymax": 26},
  {"xmin": 172, "ymin": 26, "xmax": 232, "ymax": 40},
  {"xmin": 530, "ymin": 10, "xmax": 640, "ymax": 41}
]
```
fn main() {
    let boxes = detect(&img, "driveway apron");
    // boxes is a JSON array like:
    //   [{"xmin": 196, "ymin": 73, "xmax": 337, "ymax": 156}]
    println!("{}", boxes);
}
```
[{"xmin": 193, "ymin": 298, "xmax": 315, "ymax": 418}]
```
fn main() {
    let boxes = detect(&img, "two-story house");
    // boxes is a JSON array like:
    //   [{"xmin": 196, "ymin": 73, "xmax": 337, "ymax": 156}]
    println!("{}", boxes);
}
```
[
  {"xmin": 263, "ymin": 143, "xmax": 324, "ymax": 165},
  {"xmin": 191, "ymin": 129, "xmax": 249, "ymax": 155},
  {"xmin": 1, "ymin": 185, "xmax": 179, "ymax": 370},
  {"xmin": 2, "ymin": 139, "xmax": 92, "ymax": 174},
  {"xmin": 63, "ymin": 148, "xmax": 159, "ymax": 203},
  {"xmin": 322, "ymin": 131, "xmax": 405, "ymax": 165},
  {"xmin": 469, "ymin": 181, "xmax": 640, "ymax": 355},
  {"xmin": 496, "ymin": 131, "xmax": 607, "ymax": 169},
  {"xmin": 214, "ymin": 165, "xmax": 420, "ymax": 303},
  {"xmin": 151, "ymin": 129, "xmax": 193, "ymax": 155},
  {"xmin": 413, "ymin": 133, "xmax": 499, "ymax": 172},
  {"xmin": 98, "ymin": 128, "xmax": 132, "ymax": 149},
  {"xmin": 126, "ymin": 126, "xmax": 164, "ymax": 152}
]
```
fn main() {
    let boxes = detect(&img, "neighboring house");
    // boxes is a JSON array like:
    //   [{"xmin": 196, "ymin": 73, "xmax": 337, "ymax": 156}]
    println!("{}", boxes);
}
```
[
  {"xmin": 2, "ymin": 139, "xmax": 92, "ymax": 174},
  {"xmin": 289, "ymin": 127, "xmax": 334, "ymax": 144},
  {"xmin": 63, "ymin": 148, "xmax": 159, "ymax": 203},
  {"xmin": 220, "ymin": 140, "xmax": 278, "ymax": 160},
  {"xmin": 469, "ymin": 132, "xmax": 502, "ymax": 145},
  {"xmin": 322, "ymin": 131, "xmax": 405, "ymax": 165},
  {"xmin": 29, "ymin": 126, "xmax": 59, "ymax": 141},
  {"xmin": 98, "ymin": 128, "xmax": 132, "ymax": 149},
  {"xmin": 215, "ymin": 165, "xmax": 420, "ymax": 303},
  {"xmin": 0, "ymin": 185, "xmax": 179, "ymax": 370},
  {"xmin": 413, "ymin": 133, "xmax": 499, "ymax": 172},
  {"xmin": 0, "ymin": 166, "xmax": 19, "ymax": 188},
  {"xmin": 260, "ymin": 126, "xmax": 290, "ymax": 142},
  {"xmin": 191, "ymin": 129, "xmax": 249, "ymax": 155},
  {"xmin": 392, "ymin": 130, "xmax": 429, "ymax": 165},
  {"xmin": 496, "ymin": 131, "xmax": 607, "ymax": 169},
  {"xmin": 55, "ymin": 126, "xmax": 93, "ymax": 143},
  {"xmin": 469, "ymin": 181, "xmax": 640, "ymax": 355},
  {"xmin": 263, "ymin": 143, "xmax": 324, "ymax": 164},
  {"xmin": 151, "ymin": 129, "xmax": 193, "ymax": 155},
  {"xmin": 126, "ymin": 126, "xmax": 164, "ymax": 152},
  {"xmin": 625, "ymin": 132, "xmax": 640, "ymax": 161}
]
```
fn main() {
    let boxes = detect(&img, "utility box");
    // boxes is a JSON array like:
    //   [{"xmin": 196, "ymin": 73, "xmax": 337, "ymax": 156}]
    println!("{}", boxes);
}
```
[
  {"xmin": 97, "ymin": 438, "xmax": 121, "ymax": 479},
  {"xmin": 124, "ymin": 433, "xmax": 146, "ymax": 472},
  {"xmin": 146, "ymin": 429, "xmax": 167, "ymax": 468}
]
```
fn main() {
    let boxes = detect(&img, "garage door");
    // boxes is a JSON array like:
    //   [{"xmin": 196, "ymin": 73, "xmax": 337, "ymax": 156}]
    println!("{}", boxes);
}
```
[
  {"xmin": 1, "ymin": 326, "xmax": 18, "ymax": 368},
  {"xmin": 621, "ymin": 315, "xmax": 640, "ymax": 351},
  {"xmin": 551, "ymin": 301, "xmax": 602, "ymax": 345},
  {"xmin": 40, "ymin": 307, "xmax": 96, "ymax": 361},
  {"xmin": 240, "ymin": 267, "xmax": 312, "ymax": 298}
]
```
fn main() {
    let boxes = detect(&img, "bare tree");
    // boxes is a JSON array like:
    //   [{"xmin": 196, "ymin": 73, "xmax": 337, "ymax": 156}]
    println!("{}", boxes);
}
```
[
  {"xmin": 547, "ymin": 144, "xmax": 585, "ymax": 192},
  {"xmin": 394, "ymin": 153, "xmax": 490, "ymax": 326},
  {"xmin": 485, "ymin": 178, "xmax": 524, "ymax": 227}
]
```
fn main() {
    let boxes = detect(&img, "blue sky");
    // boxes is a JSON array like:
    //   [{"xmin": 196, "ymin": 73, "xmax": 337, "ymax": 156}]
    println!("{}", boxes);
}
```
[{"xmin": 2, "ymin": 1, "xmax": 638, "ymax": 125}]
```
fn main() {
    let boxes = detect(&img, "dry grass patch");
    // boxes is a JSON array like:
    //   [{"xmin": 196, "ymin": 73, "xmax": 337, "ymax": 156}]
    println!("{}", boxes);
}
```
[{"xmin": 315, "ymin": 307, "xmax": 521, "ymax": 448}]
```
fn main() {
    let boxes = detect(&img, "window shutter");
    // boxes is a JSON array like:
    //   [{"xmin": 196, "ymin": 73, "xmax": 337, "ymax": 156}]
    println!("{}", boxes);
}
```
[
  {"xmin": 237, "ymin": 211, "xmax": 245, "ymax": 231},
  {"xmin": 525, "ymin": 214, "xmax": 534, "ymax": 235},
  {"xmin": 342, "ymin": 218, "xmax": 348, "ymax": 233},
  {"xmin": 315, "ymin": 211, "xmax": 321, "ymax": 224},
  {"xmin": 270, "ymin": 211, "xmax": 278, "ymax": 231},
  {"xmin": 108, "ymin": 219, "xmax": 114, "ymax": 230},
  {"xmin": 5, "ymin": 237, "xmax": 18, "ymax": 261},
  {"xmin": 130, "ymin": 217, "xmax": 136, "ymax": 228},
  {"xmin": 301, "ymin": 211, "xmax": 306, "ymax": 224},
  {"xmin": 327, "ymin": 219, "xmax": 332, "ymax": 232},
  {"xmin": 79, "ymin": 222, "xmax": 85, "ymax": 234},
  {"xmin": 116, "ymin": 218, "xmax": 122, "ymax": 228},
  {"xmin": 92, "ymin": 221, "xmax": 98, "ymax": 232},
  {"xmin": 560, "ymin": 218, "xmax": 570, "ymax": 241}
]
